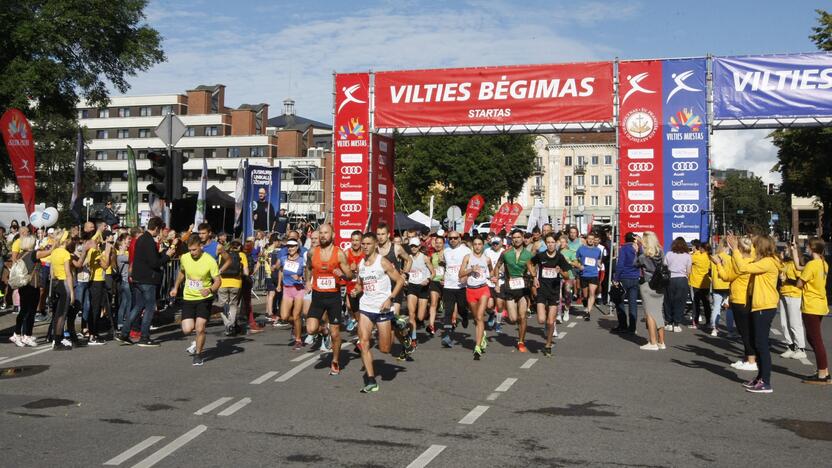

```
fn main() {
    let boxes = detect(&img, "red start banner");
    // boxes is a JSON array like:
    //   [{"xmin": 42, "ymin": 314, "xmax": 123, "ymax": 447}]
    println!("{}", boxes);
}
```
[
  {"xmin": 0, "ymin": 109, "xmax": 36, "ymax": 216},
  {"xmin": 371, "ymin": 135, "xmax": 395, "ymax": 231},
  {"xmin": 333, "ymin": 73, "xmax": 371, "ymax": 250},
  {"xmin": 618, "ymin": 60, "xmax": 664, "ymax": 243},
  {"xmin": 374, "ymin": 62, "xmax": 614, "ymax": 128}
]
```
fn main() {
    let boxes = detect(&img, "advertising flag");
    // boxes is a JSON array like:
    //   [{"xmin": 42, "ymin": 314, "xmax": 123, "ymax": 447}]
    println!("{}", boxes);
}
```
[
  {"xmin": 193, "ymin": 156, "xmax": 208, "ymax": 231},
  {"xmin": 372, "ymin": 135, "xmax": 396, "ymax": 231},
  {"xmin": 242, "ymin": 165, "xmax": 281, "ymax": 239},
  {"xmin": 0, "ymin": 109, "xmax": 36, "ymax": 216},
  {"xmin": 126, "ymin": 146, "xmax": 138, "ymax": 227},
  {"xmin": 490, "ymin": 202, "xmax": 511, "ymax": 233},
  {"xmin": 233, "ymin": 159, "xmax": 246, "ymax": 230},
  {"xmin": 71, "ymin": 127, "xmax": 85, "ymax": 223},
  {"xmin": 463, "ymin": 194, "xmax": 485, "ymax": 234},
  {"xmin": 502, "ymin": 202, "xmax": 524, "ymax": 232}
]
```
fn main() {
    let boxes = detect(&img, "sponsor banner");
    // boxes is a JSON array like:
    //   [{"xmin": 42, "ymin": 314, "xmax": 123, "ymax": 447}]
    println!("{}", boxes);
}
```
[
  {"xmin": 713, "ymin": 53, "xmax": 832, "ymax": 119},
  {"xmin": 618, "ymin": 60, "xmax": 664, "ymax": 243},
  {"xmin": 241, "ymin": 165, "xmax": 281, "ymax": 239},
  {"xmin": 374, "ymin": 62, "xmax": 614, "ymax": 128},
  {"xmin": 463, "ymin": 194, "xmax": 485, "ymax": 234},
  {"xmin": 334, "ymin": 73, "xmax": 371, "ymax": 249},
  {"xmin": 490, "ymin": 202, "xmax": 511, "ymax": 233},
  {"xmin": 502, "ymin": 202, "xmax": 524, "ymax": 232},
  {"xmin": 371, "ymin": 135, "xmax": 395, "ymax": 231},
  {"xmin": 0, "ymin": 109, "xmax": 36, "ymax": 216},
  {"xmin": 662, "ymin": 58, "xmax": 709, "ymax": 246}
]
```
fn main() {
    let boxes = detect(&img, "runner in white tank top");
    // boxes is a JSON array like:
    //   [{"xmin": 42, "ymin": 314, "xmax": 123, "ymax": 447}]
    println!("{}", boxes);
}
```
[
  {"xmin": 460, "ymin": 237, "xmax": 495, "ymax": 359},
  {"xmin": 405, "ymin": 238, "xmax": 434, "ymax": 348}
]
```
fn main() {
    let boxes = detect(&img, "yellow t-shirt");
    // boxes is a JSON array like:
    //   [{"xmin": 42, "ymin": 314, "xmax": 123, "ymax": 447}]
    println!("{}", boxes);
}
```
[
  {"xmin": 736, "ymin": 254, "xmax": 782, "ymax": 312},
  {"xmin": 180, "ymin": 253, "xmax": 219, "ymax": 301},
  {"xmin": 11, "ymin": 238, "xmax": 21, "ymax": 254},
  {"xmin": 710, "ymin": 252, "xmax": 731, "ymax": 291},
  {"xmin": 220, "ymin": 252, "xmax": 248, "ymax": 289},
  {"xmin": 779, "ymin": 261, "xmax": 802, "ymax": 298},
  {"xmin": 689, "ymin": 251, "xmax": 711, "ymax": 289},
  {"xmin": 716, "ymin": 252, "xmax": 750, "ymax": 306},
  {"xmin": 51, "ymin": 247, "xmax": 72, "ymax": 281},
  {"xmin": 86, "ymin": 247, "xmax": 113, "ymax": 282},
  {"xmin": 800, "ymin": 258, "xmax": 829, "ymax": 315}
]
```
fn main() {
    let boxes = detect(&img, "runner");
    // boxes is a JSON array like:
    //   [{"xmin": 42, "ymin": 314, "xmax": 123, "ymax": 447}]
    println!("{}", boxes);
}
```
[
  {"xmin": 344, "ymin": 231, "xmax": 365, "ymax": 333},
  {"xmin": 494, "ymin": 229, "xmax": 534, "ymax": 352},
  {"xmin": 405, "ymin": 237, "xmax": 434, "ymax": 348},
  {"xmin": 169, "ymin": 236, "xmax": 221, "ymax": 366},
  {"xmin": 277, "ymin": 238, "xmax": 306, "ymax": 349},
  {"xmin": 531, "ymin": 233, "xmax": 573, "ymax": 356},
  {"xmin": 439, "ymin": 230, "xmax": 471, "ymax": 349},
  {"xmin": 376, "ymin": 223, "xmax": 411, "ymax": 315},
  {"xmin": 301, "ymin": 230, "xmax": 319, "ymax": 325},
  {"xmin": 485, "ymin": 237, "xmax": 505, "ymax": 333},
  {"xmin": 427, "ymin": 235, "xmax": 445, "ymax": 335},
  {"xmin": 460, "ymin": 236, "xmax": 494, "ymax": 360},
  {"xmin": 304, "ymin": 224, "xmax": 353, "ymax": 375},
  {"xmin": 352, "ymin": 232, "xmax": 407, "ymax": 393},
  {"xmin": 576, "ymin": 232, "xmax": 603, "ymax": 322},
  {"xmin": 566, "ymin": 226, "xmax": 583, "ymax": 301},
  {"xmin": 557, "ymin": 235, "xmax": 576, "ymax": 322}
]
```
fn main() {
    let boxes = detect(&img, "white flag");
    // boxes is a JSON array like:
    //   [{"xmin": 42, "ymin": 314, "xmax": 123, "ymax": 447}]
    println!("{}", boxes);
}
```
[
  {"xmin": 233, "ymin": 159, "xmax": 246, "ymax": 230},
  {"xmin": 192, "ymin": 156, "xmax": 208, "ymax": 231}
]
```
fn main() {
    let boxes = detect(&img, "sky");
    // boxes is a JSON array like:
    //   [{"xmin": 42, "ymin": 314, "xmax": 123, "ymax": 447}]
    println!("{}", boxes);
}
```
[{"xmin": 123, "ymin": 0, "xmax": 828, "ymax": 184}]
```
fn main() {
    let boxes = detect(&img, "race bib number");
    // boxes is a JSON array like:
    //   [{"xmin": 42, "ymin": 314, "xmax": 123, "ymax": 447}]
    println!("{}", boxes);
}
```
[
  {"xmin": 509, "ymin": 277, "xmax": 525, "ymax": 290},
  {"xmin": 446, "ymin": 265, "xmax": 460, "ymax": 277},
  {"xmin": 187, "ymin": 279, "xmax": 203, "ymax": 291},
  {"xmin": 409, "ymin": 270, "xmax": 423, "ymax": 283},
  {"xmin": 435, "ymin": 266, "xmax": 445, "ymax": 277},
  {"xmin": 316, "ymin": 276, "xmax": 336, "ymax": 290},
  {"xmin": 363, "ymin": 279, "xmax": 378, "ymax": 293},
  {"xmin": 542, "ymin": 267, "xmax": 558, "ymax": 279},
  {"xmin": 583, "ymin": 257, "xmax": 597, "ymax": 267},
  {"xmin": 283, "ymin": 260, "xmax": 299, "ymax": 273},
  {"xmin": 77, "ymin": 271, "xmax": 90, "ymax": 282}
]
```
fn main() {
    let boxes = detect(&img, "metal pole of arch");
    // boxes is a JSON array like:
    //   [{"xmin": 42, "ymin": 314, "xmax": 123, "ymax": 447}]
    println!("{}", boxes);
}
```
[{"xmin": 608, "ymin": 58, "xmax": 621, "ymax": 316}]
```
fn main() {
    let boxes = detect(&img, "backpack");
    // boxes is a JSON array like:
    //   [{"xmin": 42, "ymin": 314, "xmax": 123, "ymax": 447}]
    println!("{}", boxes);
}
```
[
  {"xmin": 222, "ymin": 252, "xmax": 242, "ymax": 278},
  {"xmin": 648, "ymin": 254, "xmax": 670, "ymax": 292}
]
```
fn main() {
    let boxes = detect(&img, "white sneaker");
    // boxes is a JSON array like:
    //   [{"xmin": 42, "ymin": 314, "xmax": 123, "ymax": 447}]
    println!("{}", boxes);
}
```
[
  {"xmin": 730, "ymin": 360, "xmax": 744, "ymax": 369},
  {"xmin": 640, "ymin": 343, "xmax": 659, "ymax": 351},
  {"xmin": 563, "ymin": 311, "xmax": 570, "ymax": 322},
  {"xmin": 304, "ymin": 334, "xmax": 314, "ymax": 345},
  {"xmin": 781, "ymin": 348, "xmax": 795, "ymax": 359},
  {"xmin": 664, "ymin": 324, "xmax": 673, "ymax": 331},
  {"xmin": 791, "ymin": 350, "xmax": 807, "ymax": 360},
  {"xmin": 657, "ymin": 343, "xmax": 667, "ymax": 350},
  {"xmin": 737, "ymin": 361, "xmax": 758, "ymax": 371},
  {"xmin": 10, "ymin": 333, "xmax": 24, "ymax": 347},
  {"xmin": 186, "ymin": 341, "xmax": 196, "ymax": 356},
  {"xmin": 673, "ymin": 325, "xmax": 683, "ymax": 333},
  {"xmin": 320, "ymin": 335, "xmax": 332, "ymax": 353},
  {"xmin": 710, "ymin": 328, "xmax": 718, "ymax": 337},
  {"xmin": 22, "ymin": 336, "xmax": 38, "ymax": 347},
  {"xmin": 60, "ymin": 338, "xmax": 73, "ymax": 348}
]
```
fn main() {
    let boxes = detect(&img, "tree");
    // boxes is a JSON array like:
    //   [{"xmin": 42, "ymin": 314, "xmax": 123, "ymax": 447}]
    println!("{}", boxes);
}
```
[
  {"xmin": 713, "ymin": 174, "xmax": 789, "ymax": 236},
  {"xmin": 0, "ymin": 0, "xmax": 164, "ymax": 221},
  {"xmin": 771, "ymin": 9, "xmax": 832, "ymax": 238},
  {"xmin": 393, "ymin": 134, "xmax": 536, "ymax": 222}
]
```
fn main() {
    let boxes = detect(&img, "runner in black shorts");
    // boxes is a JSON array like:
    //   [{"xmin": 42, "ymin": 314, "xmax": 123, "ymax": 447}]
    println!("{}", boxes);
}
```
[
  {"xmin": 531, "ymin": 233, "xmax": 573, "ymax": 356},
  {"xmin": 405, "ymin": 237, "xmax": 434, "ymax": 346}
]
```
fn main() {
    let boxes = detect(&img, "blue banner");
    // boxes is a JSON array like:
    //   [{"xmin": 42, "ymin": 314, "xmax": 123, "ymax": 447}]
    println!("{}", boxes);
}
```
[
  {"xmin": 242, "ymin": 165, "xmax": 281, "ymax": 238},
  {"xmin": 662, "ymin": 58, "xmax": 709, "ymax": 246},
  {"xmin": 713, "ymin": 52, "xmax": 832, "ymax": 119}
]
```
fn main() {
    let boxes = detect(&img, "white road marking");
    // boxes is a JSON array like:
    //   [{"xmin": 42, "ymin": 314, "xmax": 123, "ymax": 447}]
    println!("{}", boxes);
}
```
[
  {"xmin": 194, "ymin": 397, "xmax": 233, "ymax": 415},
  {"xmin": 520, "ymin": 358, "xmax": 538, "ymax": 369},
  {"xmin": 406, "ymin": 445, "xmax": 447, "ymax": 468},
  {"xmin": 799, "ymin": 358, "xmax": 813, "ymax": 366},
  {"xmin": 217, "ymin": 397, "xmax": 251, "ymax": 417},
  {"xmin": 103, "ymin": 436, "xmax": 164, "ymax": 466},
  {"xmin": 279, "ymin": 343, "xmax": 353, "ymax": 381},
  {"xmin": 458, "ymin": 405, "xmax": 489, "ymax": 425},
  {"xmin": 486, "ymin": 392, "xmax": 501, "ymax": 401},
  {"xmin": 556, "ymin": 332, "xmax": 567, "ymax": 339},
  {"xmin": 0, "ymin": 345, "xmax": 52, "ymax": 365},
  {"xmin": 250, "ymin": 371, "xmax": 279, "ymax": 384},
  {"xmin": 291, "ymin": 351, "xmax": 319, "ymax": 362},
  {"xmin": 494, "ymin": 377, "xmax": 517, "ymax": 393},
  {"xmin": 130, "ymin": 425, "xmax": 206, "ymax": 468},
  {"xmin": 567, "ymin": 322, "xmax": 577, "ymax": 328},
  {"xmin": 771, "ymin": 329, "xmax": 781, "ymax": 336}
]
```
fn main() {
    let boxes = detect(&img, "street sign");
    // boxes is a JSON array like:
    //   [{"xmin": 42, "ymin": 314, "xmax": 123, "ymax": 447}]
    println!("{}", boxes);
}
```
[{"xmin": 155, "ymin": 114, "xmax": 187, "ymax": 147}]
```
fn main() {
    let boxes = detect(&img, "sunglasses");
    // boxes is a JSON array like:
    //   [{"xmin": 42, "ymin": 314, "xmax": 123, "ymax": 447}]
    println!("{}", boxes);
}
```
[{"xmin": 448, "ymin": 236, "xmax": 459, "ymax": 240}]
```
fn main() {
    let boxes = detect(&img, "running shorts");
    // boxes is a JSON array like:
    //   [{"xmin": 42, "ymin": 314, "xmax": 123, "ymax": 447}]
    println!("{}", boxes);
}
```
[
  {"xmin": 466, "ymin": 285, "xmax": 490, "ymax": 303},
  {"xmin": 181, "ymin": 298, "xmax": 213, "ymax": 320},
  {"xmin": 308, "ymin": 290, "xmax": 342, "ymax": 325},
  {"xmin": 406, "ymin": 283, "xmax": 430, "ymax": 300},
  {"xmin": 534, "ymin": 285, "xmax": 560, "ymax": 307}
]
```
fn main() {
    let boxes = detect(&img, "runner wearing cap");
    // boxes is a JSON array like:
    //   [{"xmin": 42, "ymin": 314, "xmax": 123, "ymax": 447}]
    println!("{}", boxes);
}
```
[
  {"xmin": 439, "ymin": 230, "xmax": 471, "ymax": 348},
  {"xmin": 405, "ymin": 237, "xmax": 434, "ymax": 348},
  {"xmin": 427, "ymin": 235, "xmax": 445, "ymax": 335},
  {"xmin": 277, "ymin": 238, "xmax": 306, "ymax": 350},
  {"xmin": 485, "ymin": 236, "xmax": 505, "ymax": 333}
]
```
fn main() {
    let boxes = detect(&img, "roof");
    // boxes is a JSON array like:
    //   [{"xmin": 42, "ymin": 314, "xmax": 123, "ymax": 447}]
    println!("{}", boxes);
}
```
[
  {"xmin": 268, "ymin": 114, "xmax": 331, "ymax": 131},
  {"xmin": 237, "ymin": 103, "xmax": 268, "ymax": 112}
]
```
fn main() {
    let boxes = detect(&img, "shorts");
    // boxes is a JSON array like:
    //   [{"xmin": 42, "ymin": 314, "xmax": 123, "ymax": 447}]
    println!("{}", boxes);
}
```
[
  {"xmin": 360, "ymin": 310, "xmax": 394, "ymax": 323},
  {"xmin": 283, "ymin": 284, "xmax": 305, "ymax": 300},
  {"xmin": 406, "ymin": 283, "xmax": 429, "ymax": 300},
  {"xmin": 581, "ymin": 276, "xmax": 599, "ymax": 286},
  {"xmin": 466, "ymin": 285, "xmax": 490, "ymax": 303},
  {"xmin": 181, "ymin": 298, "xmax": 212, "ymax": 320},
  {"xmin": 264, "ymin": 277, "xmax": 276, "ymax": 291},
  {"xmin": 535, "ymin": 285, "xmax": 561, "ymax": 307},
  {"xmin": 348, "ymin": 292, "xmax": 362, "ymax": 313},
  {"xmin": 40, "ymin": 264, "xmax": 51, "ymax": 286},
  {"xmin": 429, "ymin": 280, "xmax": 443, "ymax": 294},
  {"xmin": 308, "ymin": 290, "xmax": 342, "ymax": 325},
  {"xmin": 502, "ymin": 280, "xmax": 526, "ymax": 302},
  {"xmin": 490, "ymin": 285, "xmax": 505, "ymax": 300}
]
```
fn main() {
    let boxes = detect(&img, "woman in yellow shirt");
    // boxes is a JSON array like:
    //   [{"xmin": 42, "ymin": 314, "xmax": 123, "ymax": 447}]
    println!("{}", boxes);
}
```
[
  {"xmin": 795, "ymin": 238, "xmax": 830, "ymax": 384},
  {"xmin": 778, "ymin": 248, "xmax": 806, "ymax": 359},
  {"xmin": 689, "ymin": 241, "xmax": 712, "ymax": 329},
  {"xmin": 714, "ymin": 236, "xmax": 757, "ymax": 372},
  {"xmin": 709, "ymin": 240, "xmax": 732, "ymax": 337},
  {"xmin": 731, "ymin": 234, "xmax": 781, "ymax": 394},
  {"xmin": 86, "ymin": 235, "xmax": 114, "ymax": 345}
]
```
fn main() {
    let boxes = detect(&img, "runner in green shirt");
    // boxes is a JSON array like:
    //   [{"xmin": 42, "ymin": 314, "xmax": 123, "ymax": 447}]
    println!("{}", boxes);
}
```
[{"xmin": 494, "ymin": 229, "xmax": 534, "ymax": 353}]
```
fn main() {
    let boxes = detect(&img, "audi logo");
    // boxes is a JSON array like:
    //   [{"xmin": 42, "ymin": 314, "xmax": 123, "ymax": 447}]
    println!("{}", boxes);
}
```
[
  {"xmin": 628, "ymin": 204, "xmax": 654, "ymax": 213},
  {"xmin": 672, "ymin": 162, "xmax": 699, "ymax": 171},
  {"xmin": 340, "ymin": 165, "xmax": 363, "ymax": 175},
  {"xmin": 340, "ymin": 204, "xmax": 363, "ymax": 213},
  {"xmin": 672, "ymin": 204, "xmax": 699, "ymax": 214},
  {"xmin": 628, "ymin": 162, "xmax": 654, "ymax": 172}
]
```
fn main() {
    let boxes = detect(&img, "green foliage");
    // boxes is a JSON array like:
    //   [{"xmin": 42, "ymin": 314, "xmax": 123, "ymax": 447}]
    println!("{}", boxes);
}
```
[
  {"xmin": 713, "ymin": 174, "xmax": 789, "ymax": 236},
  {"xmin": 0, "ymin": 0, "xmax": 164, "ymax": 222},
  {"xmin": 393, "ymin": 134, "xmax": 536, "ymax": 220}
]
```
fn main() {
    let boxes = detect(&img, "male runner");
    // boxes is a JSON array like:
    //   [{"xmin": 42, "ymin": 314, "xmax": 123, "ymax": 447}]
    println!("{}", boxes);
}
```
[
  {"xmin": 439, "ymin": 230, "xmax": 471, "ymax": 348},
  {"xmin": 494, "ymin": 229, "xmax": 534, "ymax": 352},
  {"xmin": 304, "ymin": 224, "xmax": 353, "ymax": 375},
  {"xmin": 344, "ymin": 230, "xmax": 365, "ymax": 333},
  {"xmin": 485, "ymin": 236, "xmax": 505, "ymax": 333},
  {"xmin": 532, "ymin": 233, "xmax": 573, "ymax": 356},
  {"xmin": 170, "ymin": 236, "xmax": 221, "ymax": 366},
  {"xmin": 376, "ymin": 223, "xmax": 411, "ymax": 314},
  {"xmin": 576, "ymin": 232, "xmax": 603, "ymax": 321}
]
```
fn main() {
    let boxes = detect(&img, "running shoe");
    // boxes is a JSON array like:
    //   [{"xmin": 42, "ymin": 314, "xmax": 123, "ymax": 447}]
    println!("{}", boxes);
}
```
[
  {"xmin": 461, "ymin": 314, "xmax": 469, "ymax": 329},
  {"xmin": 52, "ymin": 341, "xmax": 71, "ymax": 351},
  {"xmin": 192, "ymin": 355, "xmax": 204, "ymax": 366},
  {"xmin": 734, "ymin": 361, "xmax": 758, "ymax": 371},
  {"xmin": 473, "ymin": 346, "xmax": 482, "ymax": 360},
  {"xmin": 186, "ymin": 341, "xmax": 197, "ymax": 355},
  {"xmin": 486, "ymin": 312, "xmax": 496, "ymax": 329},
  {"xmin": 441, "ymin": 334, "xmax": 454, "ymax": 348},
  {"xmin": 87, "ymin": 337, "xmax": 106, "ymax": 346},
  {"xmin": 801, "ymin": 373, "xmax": 831, "ymax": 385},
  {"xmin": 274, "ymin": 320, "xmax": 292, "ymax": 329},
  {"xmin": 710, "ymin": 328, "xmax": 718, "ymax": 337},
  {"xmin": 563, "ymin": 310, "xmax": 570, "ymax": 322},
  {"xmin": 10, "ymin": 333, "xmax": 24, "ymax": 348},
  {"xmin": 742, "ymin": 377, "xmax": 761, "ymax": 389},
  {"xmin": 657, "ymin": 343, "xmax": 666, "ymax": 350},
  {"xmin": 426, "ymin": 324, "xmax": 435, "ymax": 336},
  {"xmin": 495, "ymin": 323, "xmax": 503, "ymax": 334},
  {"xmin": 639, "ymin": 343, "xmax": 659, "ymax": 351},
  {"xmin": 34, "ymin": 312, "xmax": 49, "ymax": 322},
  {"xmin": 673, "ymin": 325, "xmax": 683, "ymax": 333},
  {"xmin": 791, "ymin": 349, "xmax": 807, "ymax": 360},
  {"xmin": 115, "ymin": 334, "xmax": 133, "ymax": 345},
  {"xmin": 137, "ymin": 338, "xmax": 161, "ymax": 347},
  {"xmin": 745, "ymin": 381, "xmax": 773, "ymax": 393},
  {"xmin": 543, "ymin": 346, "xmax": 552, "ymax": 357},
  {"xmin": 361, "ymin": 381, "xmax": 379, "ymax": 393},
  {"xmin": 480, "ymin": 333, "xmax": 488, "ymax": 352},
  {"xmin": 346, "ymin": 318, "xmax": 357, "ymax": 332},
  {"xmin": 329, "ymin": 362, "xmax": 341, "ymax": 376},
  {"xmin": 304, "ymin": 334, "xmax": 314, "ymax": 345},
  {"xmin": 780, "ymin": 348, "xmax": 795, "ymax": 358},
  {"xmin": 516, "ymin": 342, "xmax": 528, "ymax": 353},
  {"xmin": 584, "ymin": 313, "xmax": 591, "ymax": 322},
  {"xmin": 292, "ymin": 340, "xmax": 303, "ymax": 351},
  {"xmin": 22, "ymin": 336, "xmax": 38, "ymax": 347},
  {"xmin": 320, "ymin": 335, "xmax": 332, "ymax": 353}
]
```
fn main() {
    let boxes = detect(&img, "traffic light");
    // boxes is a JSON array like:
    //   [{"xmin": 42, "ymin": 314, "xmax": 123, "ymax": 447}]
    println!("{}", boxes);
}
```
[
  {"xmin": 170, "ymin": 150, "xmax": 189, "ymax": 200},
  {"xmin": 146, "ymin": 150, "xmax": 171, "ymax": 199}
]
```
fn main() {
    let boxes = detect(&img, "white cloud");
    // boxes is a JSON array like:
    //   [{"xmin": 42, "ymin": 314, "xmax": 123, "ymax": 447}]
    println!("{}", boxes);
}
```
[{"xmin": 711, "ymin": 129, "xmax": 781, "ymax": 185}]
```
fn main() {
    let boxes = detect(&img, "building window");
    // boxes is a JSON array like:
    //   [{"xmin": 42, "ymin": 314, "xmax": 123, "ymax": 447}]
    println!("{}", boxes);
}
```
[
  {"xmin": 119, "ymin": 107, "xmax": 131, "ymax": 117},
  {"xmin": 564, "ymin": 196, "xmax": 572, "ymax": 207},
  {"xmin": 604, "ymin": 175, "xmax": 613, "ymax": 186},
  {"xmin": 591, "ymin": 155, "xmax": 599, "ymax": 165},
  {"xmin": 78, "ymin": 110, "xmax": 89, "ymax": 119},
  {"xmin": 138, "ymin": 150, "xmax": 148, "ymax": 159},
  {"xmin": 182, "ymin": 150, "xmax": 194, "ymax": 160},
  {"xmin": 140, "ymin": 106, "xmax": 151, "ymax": 117},
  {"xmin": 251, "ymin": 146, "xmax": 265, "ymax": 157},
  {"xmin": 576, "ymin": 175, "xmax": 584, "ymax": 186},
  {"xmin": 577, "ymin": 195, "xmax": 584, "ymax": 206},
  {"xmin": 605, "ymin": 195, "xmax": 613, "ymax": 206},
  {"xmin": 591, "ymin": 196, "xmax": 599, "ymax": 206},
  {"xmin": 577, "ymin": 156, "xmax": 586, "ymax": 166},
  {"xmin": 564, "ymin": 175, "xmax": 572, "ymax": 188},
  {"xmin": 590, "ymin": 175, "xmax": 599, "ymax": 186},
  {"xmin": 185, "ymin": 127, "xmax": 195, "ymax": 137},
  {"xmin": 604, "ymin": 155, "xmax": 612, "ymax": 165},
  {"xmin": 95, "ymin": 151, "xmax": 107, "ymax": 160},
  {"xmin": 564, "ymin": 156, "xmax": 572, "ymax": 166},
  {"xmin": 206, "ymin": 126, "xmax": 218, "ymax": 136},
  {"xmin": 138, "ymin": 128, "xmax": 150, "ymax": 138},
  {"xmin": 99, "ymin": 108, "xmax": 109, "ymax": 118},
  {"xmin": 117, "ymin": 129, "xmax": 129, "ymax": 139},
  {"xmin": 96, "ymin": 130, "xmax": 109, "ymax": 139},
  {"xmin": 161, "ymin": 105, "xmax": 172, "ymax": 115},
  {"xmin": 116, "ymin": 150, "xmax": 128, "ymax": 160},
  {"xmin": 228, "ymin": 147, "xmax": 241, "ymax": 158},
  {"xmin": 204, "ymin": 148, "xmax": 216, "ymax": 158}
]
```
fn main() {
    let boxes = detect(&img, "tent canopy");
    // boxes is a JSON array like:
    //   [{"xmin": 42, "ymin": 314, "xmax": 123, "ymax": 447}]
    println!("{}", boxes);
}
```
[
  {"xmin": 407, "ymin": 210, "xmax": 440, "ymax": 230},
  {"xmin": 395, "ymin": 212, "xmax": 430, "ymax": 233}
]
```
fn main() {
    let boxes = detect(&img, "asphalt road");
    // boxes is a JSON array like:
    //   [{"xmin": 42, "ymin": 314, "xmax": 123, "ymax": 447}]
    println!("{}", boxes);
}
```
[{"xmin": 1, "ymin": 303, "xmax": 830, "ymax": 467}]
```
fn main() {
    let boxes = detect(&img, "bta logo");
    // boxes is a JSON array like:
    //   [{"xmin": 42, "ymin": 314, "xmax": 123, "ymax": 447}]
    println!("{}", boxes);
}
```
[
  {"xmin": 671, "ymin": 161, "xmax": 698, "ymax": 171},
  {"xmin": 340, "ymin": 204, "xmax": 363, "ymax": 213},
  {"xmin": 339, "ymin": 241, "xmax": 352, "ymax": 250},
  {"xmin": 340, "ymin": 165, "xmax": 362, "ymax": 175},
  {"xmin": 672, "ymin": 204, "xmax": 699, "ymax": 214},
  {"xmin": 628, "ymin": 204, "xmax": 654, "ymax": 213},
  {"xmin": 628, "ymin": 162, "xmax": 654, "ymax": 172}
]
